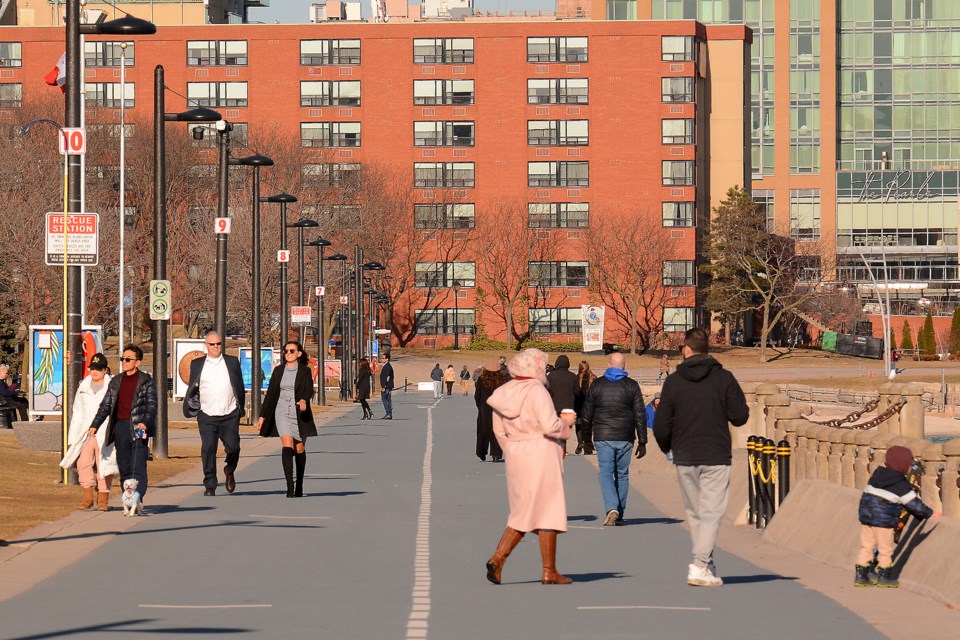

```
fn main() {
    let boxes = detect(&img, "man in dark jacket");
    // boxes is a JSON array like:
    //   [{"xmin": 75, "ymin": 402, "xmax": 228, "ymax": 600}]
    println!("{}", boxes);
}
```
[
  {"xmin": 379, "ymin": 353, "xmax": 394, "ymax": 419},
  {"xmin": 653, "ymin": 328, "xmax": 748, "ymax": 587},
  {"xmin": 546, "ymin": 355, "xmax": 579, "ymax": 452},
  {"xmin": 430, "ymin": 363, "xmax": 443, "ymax": 399},
  {"xmin": 88, "ymin": 344, "xmax": 157, "ymax": 499},
  {"xmin": 581, "ymin": 352, "xmax": 646, "ymax": 526}
]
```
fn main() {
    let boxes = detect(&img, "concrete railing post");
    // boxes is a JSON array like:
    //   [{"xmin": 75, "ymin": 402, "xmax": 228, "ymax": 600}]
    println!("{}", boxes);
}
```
[
  {"xmin": 898, "ymin": 383, "xmax": 926, "ymax": 441},
  {"xmin": 841, "ymin": 430, "xmax": 858, "ymax": 489},
  {"xmin": 753, "ymin": 383, "xmax": 780, "ymax": 440},
  {"xmin": 940, "ymin": 440, "xmax": 960, "ymax": 519},
  {"xmin": 783, "ymin": 418, "xmax": 804, "ymax": 486},
  {"xmin": 772, "ymin": 406, "xmax": 801, "ymax": 443},
  {"xmin": 794, "ymin": 423, "xmax": 809, "ymax": 480},
  {"xmin": 764, "ymin": 394, "xmax": 791, "ymax": 440},
  {"xmin": 877, "ymin": 382, "xmax": 895, "ymax": 434},
  {"xmin": 815, "ymin": 426, "xmax": 833, "ymax": 481},
  {"xmin": 828, "ymin": 429, "xmax": 844, "ymax": 486},
  {"xmin": 921, "ymin": 443, "xmax": 945, "ymax": 514},
  {"xmin": 853, "ymin": 430, "xmax": 876, "ymax": 489}
]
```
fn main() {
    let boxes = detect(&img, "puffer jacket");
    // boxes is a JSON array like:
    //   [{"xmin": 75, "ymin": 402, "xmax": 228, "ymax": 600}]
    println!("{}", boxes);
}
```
[
  {"xmin": 859, "ymin": 466, "xmax": 933, "ymax": 528},
  {"xmin": 89, "ymin": 370, "xmax": 158, "ymax": 445},
  {"xmin": 580, "ymin": 370, "xmax": 646, "ymax": 444},
  {"xmin": 546, "ymin": 355, "xmax": 579, "ymax": 414}
]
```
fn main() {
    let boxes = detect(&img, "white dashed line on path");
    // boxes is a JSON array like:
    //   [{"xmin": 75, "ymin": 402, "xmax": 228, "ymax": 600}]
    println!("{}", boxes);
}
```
[
  {"xmin": 578, "ymin": 605, "xmax": 712, "ymax": 611},
  {"xmin": 406, "ymin": 399, "xmax": 437, "ymax": 639},
  {"xmin": 139, "ymin": 604, "xmax": 273, "ymax": 609}
]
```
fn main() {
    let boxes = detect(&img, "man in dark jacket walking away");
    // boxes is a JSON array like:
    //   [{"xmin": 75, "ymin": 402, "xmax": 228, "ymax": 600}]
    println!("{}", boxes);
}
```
[
  {"xmin": 546, "ymin": 355, "xmax": 579, "ymax": 453},
  {"xmin": 581, "ymin": 352, "xmax": 646, "ymax": 526},
  {"xmin": 653, "ymin": 328, "xmax": 749, "ymax": 587},
  {"xmin": 379, "ymin": 353, "xmax": 394, "ymax": 419}
]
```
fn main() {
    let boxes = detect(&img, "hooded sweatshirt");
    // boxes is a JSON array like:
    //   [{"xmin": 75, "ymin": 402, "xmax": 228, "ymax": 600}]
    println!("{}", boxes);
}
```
[
  {"xmin": 652, "ymin": 354, "xmax": 749, "ymax": 466},
  {"xmin": 546, "ymin": 355, "xmax": 579, "ymax": 414}
]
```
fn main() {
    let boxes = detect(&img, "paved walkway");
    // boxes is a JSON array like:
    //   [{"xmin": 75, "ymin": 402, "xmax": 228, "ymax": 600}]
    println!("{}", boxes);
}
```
[{"xmin": 0, "ymin": 390, "xmax": 955, "ymax": 639}]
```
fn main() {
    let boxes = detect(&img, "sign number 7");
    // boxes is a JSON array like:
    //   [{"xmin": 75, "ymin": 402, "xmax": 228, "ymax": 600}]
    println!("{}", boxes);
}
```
[{"xmin": 215, "ymin": 217, "xmax": 231, "ymax": 234}]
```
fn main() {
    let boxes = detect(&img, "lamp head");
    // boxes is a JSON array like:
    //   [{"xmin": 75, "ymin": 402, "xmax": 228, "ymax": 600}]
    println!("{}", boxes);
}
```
[
  {"xmin": 452, "ymin": 280, "xmax": 461, "ymax": 293},
  {"xmin": 361, "ymin": 261, "xmax": 385, "ymax": 271},
  {"xmin": 306, "ymin": 236, "xmax": 332, "ymax": 248},
  {"xmin": 288, "ymin": 218, "xmax": 319, "ymax": 228},
  {"xmin": 215, "ymin": 119, "xmax": 231, "ymax": 132},
  {"xmin": 192, "ymin": 126, "xmax": 205, "ymax": 141},
  {"xmin": 177, "ymin": 107, "xmax": 222, "ymax": 123},
  {"xmin": 262, "ymin": 193, "xmax": 298, "ymax": 204},
  {"xmin": 90, "ymin": 16, "xmax": 157, "ymax": 35},
  {"xmin": 238, "ymin": 153, "xmax": 274, "ymax": 167},
  {"xmin": 326, "ymin": 253, "xmax": 348, "ymax": 261}
]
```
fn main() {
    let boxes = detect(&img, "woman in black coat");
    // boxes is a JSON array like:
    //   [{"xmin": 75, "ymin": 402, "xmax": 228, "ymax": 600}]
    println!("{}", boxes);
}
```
[
  {"xmin": 475, "ymin": 363, "xmax": 507, "ymax": 462},
  {"xmin": 257, "ymin": 341, "xmax": 318, "ymax": 497},
  {"xmin": 355, "ymin": 357, "xmax": 373, "ymax": 420}
]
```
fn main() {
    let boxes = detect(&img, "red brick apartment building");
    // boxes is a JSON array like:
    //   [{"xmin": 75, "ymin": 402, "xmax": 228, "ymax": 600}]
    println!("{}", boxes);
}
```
[{"xmin": 1, "ymin": 21, "xmax": 749, "ymax": 348}]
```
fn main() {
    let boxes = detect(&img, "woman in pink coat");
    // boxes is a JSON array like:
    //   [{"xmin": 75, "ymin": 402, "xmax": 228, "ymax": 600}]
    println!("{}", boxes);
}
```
[{"xmin": 485, "ymin": 348, "xmax": 577, "ymax": 585}]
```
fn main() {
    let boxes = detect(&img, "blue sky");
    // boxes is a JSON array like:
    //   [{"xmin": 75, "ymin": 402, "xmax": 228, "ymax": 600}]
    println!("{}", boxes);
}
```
[{"xmin": 248, "ymin": 0, "xmax": 554, "ymax": 23}]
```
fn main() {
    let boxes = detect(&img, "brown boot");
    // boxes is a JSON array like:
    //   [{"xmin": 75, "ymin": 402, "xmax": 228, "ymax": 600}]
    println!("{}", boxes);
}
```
[
  {"xmin": 486, "ymin": 527, "xmax": 524, "ymax": 584},
  {"xmin": 97, "ymin": 492, "xmax": 110, "ymax": 512},
  {"xmin": 78, "ymin": 487, "xmax": 95, "ymax": 510},
  {"xmin": 539, "ymin": 530, "xmax": 572, "ymax": 584}
]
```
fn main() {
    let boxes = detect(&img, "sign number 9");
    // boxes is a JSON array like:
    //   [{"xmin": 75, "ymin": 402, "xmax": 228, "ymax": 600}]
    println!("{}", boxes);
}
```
[{"xmin": 214, "ymin": 217, "xmax": 231, "ymax": 234}]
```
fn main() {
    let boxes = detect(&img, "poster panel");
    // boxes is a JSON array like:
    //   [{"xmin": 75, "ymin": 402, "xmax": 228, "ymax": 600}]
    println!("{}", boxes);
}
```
[
  {"xmin": 323, "ymin": 359, "xmax": 342, "ymax": 390},
  {"xmin": 29, "ymin": 325, "xmax": 103, "ymax": 416},
  {"xmin": 238, "ymin": 347, "xmax": 275, "ymax": 391},
  {"xmin": 580, "ymin": 305, "xmax": 605, "ymax": 353},
  {"xmin": 173, "ymin": 339, "xmax": 207, "ymax": 399}
]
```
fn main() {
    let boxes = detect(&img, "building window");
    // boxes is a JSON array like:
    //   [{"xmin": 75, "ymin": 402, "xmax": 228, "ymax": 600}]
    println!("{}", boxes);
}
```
[
  {"xmin": 187, "ymin": 40, "xmax": 247, "ymax": 66},
  {"xmin": 415, "ymin": 262, "xmax": 476, "ymax": 288},
  {"xmin": 88, "ymin": 123, "xmax": 136, "ymax": 139},
  {"xmin": 301, "ymin": 122, "xmax": 361, "ymax": 147},
  {"xmin": 0, "ymin": 83, "xmax": 22, "ymax": 108},
  {"xmin": 789, "ymin": 188, "xmax": 820, "ymax": 241},
  {"xmin": 414, "ymin": 309, "xmax": 475, "ymax": 335},
  {"xmin": 85, "ymin": 82, "xmax": 133, "ymax": 108},
  {"xmin": 607, "ymin": 0, "xmax": 637, "ymax": 20},
  {"xmin": 414, "ymin": 121, "xmax": 475, "ymax": 147},
  {"xmin": 790, "ymin": 142, "xmax": 820, "ymax": 174},
  {"xmin": 527, "ymin": 120, "xmax": 588, "ymax": 146},
  {"xmin": 754, "ymin": 189, "xmax": 775, "ymax": 233},
  {"xmin": 300, "ymin": 39, "xmax": 361, "ymax": 65},
  {"xmin": 662, "ymin": 161, "xmax": 694, "ymax": 186},
  {"xmin": 413, "ymin": 38, "xmax": 474, "ymax": 64},
  {"xmin": 662, "ymin": 260, "xmax": 695, "ymax": 286},
  {"xmin": 529, "ymin": 261, "xmax": 589, "ymax": 287},
  {"xmin": 189, "ymin": 122, "xmax": 247, "ymax": 147},
  {"xmin": 529, "ymin": 308, "xmax": 582, "ymax": 334},
  {"xmin": 661, "ymin": 36, "xmax": 694, "ymax": 61},
  {"xmin": 663, "ymin": 307, "xmax": 694, "ymax": 332},
  {"xmin": 661, "ymin": 77, "xmax": 694, "ymax": 102},
  {"xmin": 414, "ymin": 162, "xmax": 475, "ymax": 188},
  {"xmin": 526, "ymin": 37, "xmax": 588, "ymax": 63},
  {"xmin": 662, "ymin": 118, "xmax": 694, "ymax": 144},
  {"xmin": 527, "ymin": 78, "xmax": 589, "ymax": 104},
  {"xmin": 300, "ymin": 163, "xmax": 361, "ymax": 188},
  {"xmin": 528, "ymin": 202, "xmax": 589, "ymax": 228},
  {"xmin": 300, "ymin": 81, "xmax": 360, "ymax": 107},
  {"xmin": 84, "ymin": 41, "xmax": 133, "ymax": 67},
  {"xmin": 0, "ymin": 43, "xmax": 21, "ymax": 67},
  {"xmin": 528, "ymin": 162, "xmax": 589, "ymax": 187},
  {"xmin": 796, "ymin": 256, "xmax": 821, "ymax": 282},
  {"xmin": 415, "ymin": 203, "xmax": 475, "ymax": 229},
  {"xmin": 414, "ymin": 79, "xmax": 474, "ymax": 105},
  {"xmin": 662, "ymin": 202, "xmax": 694, "ymax": 227},
  {"xmin": 187, "ymin": 82, "xmax": 247, "ymax": 107}
]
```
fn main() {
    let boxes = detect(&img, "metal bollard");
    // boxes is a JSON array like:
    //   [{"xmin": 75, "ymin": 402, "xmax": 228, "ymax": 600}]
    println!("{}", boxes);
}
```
[
  {"xmin": 404, "ymin": 377, "xmax": 408, "ymax": 392},
  {"xmin": 747, "ymin": 436, "xmax": 757, "ymax": 525},
  {"xmin": 761, "ymin": 438, "xmax": 777, "ymax": 525},
  {"xmin": 777, "ymin": 439, "xmax": 791, "ymax": 506}
]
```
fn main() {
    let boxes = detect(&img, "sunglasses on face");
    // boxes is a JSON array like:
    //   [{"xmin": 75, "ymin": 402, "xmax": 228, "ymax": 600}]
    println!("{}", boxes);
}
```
[
  {"xmin": 206, "ymin": 342, "xmax": 222, "ymax": 347},
  {"xmin": 120, "ymin": 357, "xmax": 138, "ymax": 363},
  {"xmin": 284, "ymin": 348, "xmax": 299, "ymax": 354}
]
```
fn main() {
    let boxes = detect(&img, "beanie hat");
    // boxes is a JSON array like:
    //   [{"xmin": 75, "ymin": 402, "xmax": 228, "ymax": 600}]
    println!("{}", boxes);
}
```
[{"xmin": 885, "ymin": 445, "xmax": 913, "ymax": 475}]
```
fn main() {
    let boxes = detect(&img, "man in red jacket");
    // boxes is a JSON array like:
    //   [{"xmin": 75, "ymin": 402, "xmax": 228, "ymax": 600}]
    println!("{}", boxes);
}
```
[{"xmin": 653, "ymin": 327, "xmax": 749, "ymax": 587}]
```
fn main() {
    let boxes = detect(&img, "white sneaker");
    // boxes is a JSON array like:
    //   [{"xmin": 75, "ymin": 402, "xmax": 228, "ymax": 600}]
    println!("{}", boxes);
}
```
[
  {"xmin": 687, "ymin": 563, "xmax": 723, "ymax": 587},
  {"xmin": 603, "ymin": 509, "xmax": 620, "ymax": 526}
]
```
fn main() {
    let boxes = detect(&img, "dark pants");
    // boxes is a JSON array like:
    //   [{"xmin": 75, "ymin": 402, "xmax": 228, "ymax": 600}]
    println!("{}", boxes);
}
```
[
  {"xmin": 198, "ymin": 409, "xmax": 241, "ymax": 491},
  {"xmin": 445, "ymin": 381, "xmax": 453, "ymax": 395},
  {"xmin": 381, "ymin": 389, "xmax": 393, "ymax": 417},
  {"xmin": 6, "ymin": 398, "xmax": 29, "ymax": 421},
  {"xmin": 114, "ymin": 419, "xmax": 149, "ymax": 498}
]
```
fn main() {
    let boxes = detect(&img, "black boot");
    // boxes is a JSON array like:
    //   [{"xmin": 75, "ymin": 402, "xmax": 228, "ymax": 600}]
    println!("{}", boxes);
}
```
[
  {"xmin": 294, "ymin": 451, "xmax": 306, "ymax": 497},
  {"xmin": 853, "ymin": 564, "xmax": 874, "ymax": 587},
  {"xmin": 281, "ymin": 447, "xmax": 295, "ymax": 497},
  {"xmin": 876, "ymin": 565, "xmax": 899, "ymax": 588}
]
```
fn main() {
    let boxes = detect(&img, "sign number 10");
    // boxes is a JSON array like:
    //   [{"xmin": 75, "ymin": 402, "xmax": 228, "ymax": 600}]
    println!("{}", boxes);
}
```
[
  {"xmin": 215, "ymin": 217, "xmax": 231, "ymax": 234},
  {"xmin": 58, "ymin": 128, "xmax": 86, "ymax": 156}
]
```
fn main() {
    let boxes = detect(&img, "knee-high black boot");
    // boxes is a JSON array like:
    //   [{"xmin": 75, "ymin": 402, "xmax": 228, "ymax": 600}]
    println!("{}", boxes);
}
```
[
  {"xmin": 294, "ymin": 451, "xmax": 306, "ymax": 497},
  {"xmin": 281, "ymin": 447, "xmax": 295, "ymax": 498}
]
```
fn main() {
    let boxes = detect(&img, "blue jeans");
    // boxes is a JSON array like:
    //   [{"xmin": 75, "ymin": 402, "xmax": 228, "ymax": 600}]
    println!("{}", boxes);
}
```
[
  {"xmin": 596, "ymin": 440, "xmax": 632, "ymax": 516},
  {"xmin": 381, "ymin": 388, "xmax": 393, "ymax": 417}
]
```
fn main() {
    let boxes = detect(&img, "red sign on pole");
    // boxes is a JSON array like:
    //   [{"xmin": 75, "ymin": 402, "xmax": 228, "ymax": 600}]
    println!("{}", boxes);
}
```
[
  {"xmin": 45, "ymin": 213, "xmax": 99, "ymax": 265},
  {"xmin": 58, "ymin": 128, "xmax": 86, "ymax": 156},
  {"xmin": 291, "ymin": 306, "xmax": 312, "ymax": 326}
]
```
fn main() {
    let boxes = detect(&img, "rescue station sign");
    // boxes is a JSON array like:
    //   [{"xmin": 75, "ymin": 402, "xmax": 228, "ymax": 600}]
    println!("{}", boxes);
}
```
[{"xmin": 45, "ymin": 213, "xmax": 100, "ymax": 266}]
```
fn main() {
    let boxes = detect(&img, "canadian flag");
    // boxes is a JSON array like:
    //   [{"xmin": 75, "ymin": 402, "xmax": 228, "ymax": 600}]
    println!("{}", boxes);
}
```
[{"xmin": 44, "ymin": 52, "xmax": 67, "ymax": 93}]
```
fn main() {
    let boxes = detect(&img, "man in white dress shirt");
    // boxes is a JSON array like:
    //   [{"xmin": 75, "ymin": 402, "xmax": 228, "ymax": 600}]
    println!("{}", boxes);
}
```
[{"xmin": 184, "ymin": 332, "xmax": 246, "ymax": 496}]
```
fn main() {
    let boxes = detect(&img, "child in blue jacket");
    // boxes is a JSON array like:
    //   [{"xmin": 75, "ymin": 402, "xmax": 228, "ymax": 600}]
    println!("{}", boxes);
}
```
[{"xmin": 855, "ymin": 445, "xmax": 940, "ymax": 587}]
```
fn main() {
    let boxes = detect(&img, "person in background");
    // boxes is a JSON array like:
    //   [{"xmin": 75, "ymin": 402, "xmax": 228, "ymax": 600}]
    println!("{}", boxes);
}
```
[
  {"xmin": 546, "ymin": 355, "xmax": 578, "ymax": 454},
  {"xmin": 355, "ymin": 357, "xmax": 373, "ymax": 420},
  {"xmin": 379, "ymin": 353, "xmax": 394, "ymax": 420},
  {"xmin": 475, "ymin": 361, "xmax": 507, "ymax": 462},
  {"xmin": 485, "ymin": 349, "xmax": 576, "ymax": 585},
  {"xmin": 658, "ymin": 354, "xmax": 670, "ymax": 383},
  {"xmin": 645, "ymin": 393, "xmax": 661, "ymax": 431},
  {"xmin": 431, "ymin": 363, "xmax": 444, "ymax": 399},
  {"xmin": 574, "ymin": 361, "xmax": 596, "ymax": 455},
  {"xmin": 459, "ymin": 365, "xmax": 471, "ymax": 396},
  {"xmin": 63, "ymin": 353, "xmax": 116, "ymax": 511},
  {"xmin": 0, "ymin": 364, "xmax": 29, "ymax": 421},
  {"xmin": 498, "ymin": 356, "xmax": 508, "ymax": 375},
  {"xmin": 444, "ymin": 364, "xmax": 456, "ymax": 396},
  {"xmin": 257, "ymin": 341, "xmax": 318, "ymax": 497}
]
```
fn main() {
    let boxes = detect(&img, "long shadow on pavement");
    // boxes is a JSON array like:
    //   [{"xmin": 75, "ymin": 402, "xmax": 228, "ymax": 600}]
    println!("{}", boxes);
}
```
[{"xmin": 7, "ymin": 618, "xmax": 252, "ymax": 640}]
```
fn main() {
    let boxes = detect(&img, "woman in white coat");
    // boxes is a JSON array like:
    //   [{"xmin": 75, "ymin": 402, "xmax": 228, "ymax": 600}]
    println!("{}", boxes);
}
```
[{"xmin": 63, "ymin": 353, "xmax": 117, "ymax": 511}]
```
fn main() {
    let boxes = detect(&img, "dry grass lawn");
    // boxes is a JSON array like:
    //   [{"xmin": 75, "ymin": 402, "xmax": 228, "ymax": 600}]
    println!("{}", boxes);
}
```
[{"xmin": 0, "ymin": 434, "xmax": 200, "ymax": 542}]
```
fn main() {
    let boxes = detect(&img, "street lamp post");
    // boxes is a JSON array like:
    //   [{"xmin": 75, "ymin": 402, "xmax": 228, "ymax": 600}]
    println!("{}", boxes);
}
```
[
  {"xmin": 153, "ymin": 65, "xmax": 220, "ymax": 459},
  {"xmin": 452, "ymin": 280, "xmax": 461, "ymax": 351},
  {"xmin": 305, "ymin": 237, "xmax": 332, "ymax": 405},
  {"xmin": 213, "ymin": 119, "xmax": 233, "ymax": 340},
  {"xmin": 326, "ymin": 253, "xmax": 349, "ymax": 400},
  {"xmin": 65, "ymin": 0, "xmax": 155, "ymax": 451},
  {"xmin": 235, "ymin": 154, "xmax": 274, "ymax": 421},
  {"xmin": 287, "ymin": 219, "xmax": 319, "ymax": 346},
  {"xmin": 260, "ymin": 193, "xmax": 297, "ymax": 346}
]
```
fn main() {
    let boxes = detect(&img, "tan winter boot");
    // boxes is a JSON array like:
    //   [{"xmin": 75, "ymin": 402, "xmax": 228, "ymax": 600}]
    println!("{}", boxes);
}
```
[
  {"xmin": 78, "ymin": 487, "xmax": 95, "ymax": 510},
  {"xmin": 97, "ymin": 492, "xmax": 110, "ymax": 512},
  {"xmin": 486, "ymin": 527, "xmax": 525, "ymax": 584},
  {"xmin": 539, "ymin": 530, "xmax": 572, "ymax": 585}
]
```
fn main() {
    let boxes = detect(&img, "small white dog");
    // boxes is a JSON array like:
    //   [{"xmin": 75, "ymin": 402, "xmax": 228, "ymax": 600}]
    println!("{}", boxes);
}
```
[{"xmin": 121, "ymin": 479, "xmax": 143, "ymax": 517}]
